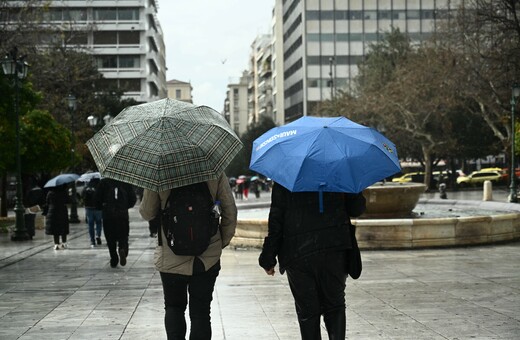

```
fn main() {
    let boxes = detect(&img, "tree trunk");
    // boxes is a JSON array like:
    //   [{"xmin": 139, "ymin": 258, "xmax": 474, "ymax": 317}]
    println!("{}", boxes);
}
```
[{"xmin": 422, "ymin": 145, "xmax": 433, "ymax": 192}]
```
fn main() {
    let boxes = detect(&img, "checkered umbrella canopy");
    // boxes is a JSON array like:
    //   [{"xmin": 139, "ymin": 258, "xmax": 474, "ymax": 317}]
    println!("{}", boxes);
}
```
[{"xmin": 86, "ymin": 99, "xmax": 243, "ymax": 192}]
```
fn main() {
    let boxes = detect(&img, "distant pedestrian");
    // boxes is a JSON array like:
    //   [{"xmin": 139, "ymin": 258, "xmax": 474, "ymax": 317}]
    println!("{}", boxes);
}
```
[
  {"xmin": 82, "ymin": 178, "xmax": 103, "ymax": 248},
  {"xmin": 42, "ymin": 184, "xmax": 70, "ymax": 250},
  {"xmin": 95, "ymin": 178, "xmax": 137, "ymax": 268},
  {"xmin": 236, "ymin": 181, "xmax": 244, "ymax": 200},
  {"xmin": 243, "ymin": 179, "xmax": 249, "ymax": 200}
]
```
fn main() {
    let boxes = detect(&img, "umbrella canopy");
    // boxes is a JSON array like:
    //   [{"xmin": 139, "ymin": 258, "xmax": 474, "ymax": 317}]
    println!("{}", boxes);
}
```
[
  {"xmin": 86, "ymin": 98, "xmax": 243, "ymax": 192},
  {"xmin": 249, "ymin": 116, "xmax": 401, "ymax": 194},
  {"xmin": 77, "ymin": 172, "xmax": 101, "ymax": 182},
  {"xmin": 44, "ymin": 173, "xmax": 79, "ymax": 188}
]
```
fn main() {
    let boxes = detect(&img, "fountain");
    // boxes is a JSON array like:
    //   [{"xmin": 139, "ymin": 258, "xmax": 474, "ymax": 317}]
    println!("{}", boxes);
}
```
[{"xmin": 231, "ymin": 182, "xmax": 520, "ymax": 249}]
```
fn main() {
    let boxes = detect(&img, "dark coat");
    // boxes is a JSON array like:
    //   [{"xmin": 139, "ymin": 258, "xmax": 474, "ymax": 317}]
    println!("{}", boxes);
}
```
[
  {"xmin": 259, "ymin": 182, "xmax": 366, "ymax": 273},
  {"xmin": 95, "ymin": 178, "xmax": 137, "ymax": 218},
  {"xmin": 43, "ymin": 185, "xmax": 70, "ymax": 236}
]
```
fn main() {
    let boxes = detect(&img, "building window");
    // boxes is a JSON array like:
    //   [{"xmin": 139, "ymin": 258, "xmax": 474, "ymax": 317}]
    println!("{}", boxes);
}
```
[
  {"xmin": 120, "ymin": 78, "xmax": 141, "ymax": 92},
  {"xmin": 97, "ymin": 55, "xmax": 117, "ymax": 68},
  {"xmin": 175, "ymin": 89, "xmax": 181, "ymax": 99},
  {"xmin": 94, "ymin": 8, "xmax": 117, "ymax": 21},
  {"xmin": 119, "ymin": 31, "xmax": 140, "ymax": 44},
  {"xmin": 118, "ymin": 8, "xmax": 139, "ymax": 21},
  {"xmin": 94, "ymin": 31, "xmax": 117, "ymax": 45},
  {"xmin": 119, "ymin": 55, "xmax": 140, "ymax": 68},
  {"xmin": 67, "ymin": 32, "xmax": 88, "ymax": 45}
]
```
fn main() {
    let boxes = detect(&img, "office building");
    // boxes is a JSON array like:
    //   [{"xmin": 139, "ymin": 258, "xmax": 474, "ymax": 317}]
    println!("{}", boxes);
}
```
[
  {"xmin": 279, "ymin": 0, "xmax": 462, "ymax": 122},
  {"xmin": 2, "ymin": 0, "xmax": 167, "ymax": 103},
  {"xmin": 224, "ymin": 71, "xmax": 250, "ymax": 135}
]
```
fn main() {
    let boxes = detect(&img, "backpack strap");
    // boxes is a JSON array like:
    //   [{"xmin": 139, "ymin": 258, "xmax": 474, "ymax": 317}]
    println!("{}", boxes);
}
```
[{"xmin": 157, "ymin": 191, "xmax": 173, "ymax": 247}]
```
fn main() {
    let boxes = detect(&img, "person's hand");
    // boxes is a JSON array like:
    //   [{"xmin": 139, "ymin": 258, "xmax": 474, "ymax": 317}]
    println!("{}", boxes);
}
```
[{"xmin": 265, "ymin": 267, "xmax": 275, "ymax": 276}]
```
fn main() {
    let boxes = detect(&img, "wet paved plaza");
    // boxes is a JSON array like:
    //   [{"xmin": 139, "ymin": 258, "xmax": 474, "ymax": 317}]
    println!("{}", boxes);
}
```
[{"xmin": 0, "ymin": 188, "xmax": 519, "ymax": 339}]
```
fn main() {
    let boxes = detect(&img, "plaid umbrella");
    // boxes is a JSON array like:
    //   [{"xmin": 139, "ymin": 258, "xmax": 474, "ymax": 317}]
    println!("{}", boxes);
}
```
[{"xmin": 86, "ymin": 99, "xmax": 243, "ymax": 192}]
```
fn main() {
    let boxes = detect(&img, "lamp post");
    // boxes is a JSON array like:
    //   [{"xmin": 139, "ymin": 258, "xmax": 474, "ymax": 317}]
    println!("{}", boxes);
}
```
[
  {"xmin": 86, "ymin": 115, "xmax": 98, "ymax": 128},
  {"xmin": 328, "ymin": 57, "xmax": 335, "ymax": 100},
  {"xmin": 1, "ymin": 47, "xmax": 30, "ymax": 241},
  {"xmin": 67, "ymin": 94, "xmax": 80, "ymax": 223},
  {"xmin": 103, "ymin": 114, "xmax": 113, "ymax": 125},
  {"xmin": 508, "ymin": 83, "xmax": 520, "ymax": 203}
]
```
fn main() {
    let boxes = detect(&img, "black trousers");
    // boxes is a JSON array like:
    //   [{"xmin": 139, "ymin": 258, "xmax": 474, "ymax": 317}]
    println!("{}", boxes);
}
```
[
  {"xmin": 102, "ymin": 214, "xmax": 129, "ymax": 263},
  {"xmin": 160, "ymin": 259, "xmax": 220, "ymax": 340},
  {"xmin": 286, "ymin": 251, "xmax": 347, "ymax": 340}
]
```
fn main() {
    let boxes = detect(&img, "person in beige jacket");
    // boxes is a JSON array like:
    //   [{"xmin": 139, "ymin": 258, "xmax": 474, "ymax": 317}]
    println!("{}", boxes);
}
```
[{"xmin": 139, "ymin": 172, "xmax": 237, "ymax": 340}]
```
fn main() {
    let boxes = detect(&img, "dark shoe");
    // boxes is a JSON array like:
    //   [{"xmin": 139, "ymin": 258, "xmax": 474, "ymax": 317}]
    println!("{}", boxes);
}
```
[
  {"xmin": 119, "ymin": 248, "xmax": 127, "ymax": 266},
  {"xmin": 96, "ymin": 237, "xmax": 102, "ymax": 245},
  {"xmin": 110, "ymin": 258, "xmax": 118, "ymax": 268}
]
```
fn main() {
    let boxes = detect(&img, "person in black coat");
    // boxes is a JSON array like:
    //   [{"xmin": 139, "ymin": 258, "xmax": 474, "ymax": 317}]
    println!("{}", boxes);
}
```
[
  {"xmin": 259, "ymin": 182, "xmax": 366, "ymax": 340},
  {"xmin": 42, "ymin": 184, "xmax": 70, "ymax": 250},
  {"xmin": 95, "ymin": 178, "xmax": 137, "ymax": 268}
]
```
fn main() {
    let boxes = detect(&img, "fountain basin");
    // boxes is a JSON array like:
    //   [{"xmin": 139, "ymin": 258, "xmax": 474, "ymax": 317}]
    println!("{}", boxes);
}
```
[
  {"xmin": 361, "ymin": 182, "xmax": 426, "ymax": 218},
  {"xmin": 231, "ymin": 198, "xmax": 520, "ymax": 249}
]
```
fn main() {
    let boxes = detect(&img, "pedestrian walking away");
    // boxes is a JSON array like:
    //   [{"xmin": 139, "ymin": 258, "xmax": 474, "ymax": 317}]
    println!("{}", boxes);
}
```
[
  {"xmin": 95, "ymin": 178, "xmax": 137, "ymax": 267},
  {"xmin": 259, "ymin": 183, "xmax": 366, "ymax": 339},
  {"xmin": 140, "ymin": 172, "xmax": 237, "ymax": 340},
  {"xmin": 82, "ymin": 177, "xmax": 103, "ymax": 247},
  {"xmin": 42, "ymin": 184, "xmax": 70, "ymax": 250}
]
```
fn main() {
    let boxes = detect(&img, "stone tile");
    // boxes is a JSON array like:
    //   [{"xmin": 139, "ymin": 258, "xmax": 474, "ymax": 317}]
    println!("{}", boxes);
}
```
[{"xmin": 0, "ymin": 206, "xmax": 518, "ymax": 339}]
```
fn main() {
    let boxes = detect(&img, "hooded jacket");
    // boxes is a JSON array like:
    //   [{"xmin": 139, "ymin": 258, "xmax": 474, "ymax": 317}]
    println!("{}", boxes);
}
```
[{"xmin": 139, "ymin": 173, "xmax": 237, "ymax": 275}]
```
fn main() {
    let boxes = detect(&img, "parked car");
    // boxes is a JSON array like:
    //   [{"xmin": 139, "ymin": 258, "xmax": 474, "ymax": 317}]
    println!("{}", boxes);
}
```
[
  {"xmin": 391, "ymin": 172, "xmax": 424, "ymax": 183},
  {"xmin": 456, "ymin": 169, "xmax": 504, "ymax": 187}
]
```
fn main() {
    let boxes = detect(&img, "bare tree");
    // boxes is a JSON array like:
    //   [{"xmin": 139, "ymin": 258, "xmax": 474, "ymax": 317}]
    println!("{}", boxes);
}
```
[{"xmin": 439, "ymin": 0, "xmax": 520, "ymax": 158}]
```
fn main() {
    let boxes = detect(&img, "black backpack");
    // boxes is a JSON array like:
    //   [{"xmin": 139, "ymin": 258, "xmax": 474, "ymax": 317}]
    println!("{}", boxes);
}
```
[
  {"xmin": 83, "ymin": 185, "xmax": 97, "ymax": 208},
  {"xmin": 102, "ymin": 181, "xmax": 131, "ymax": 215},
  {"xmin": 160, "ymin": 182, "xmax": 220, "ymax": 256}
]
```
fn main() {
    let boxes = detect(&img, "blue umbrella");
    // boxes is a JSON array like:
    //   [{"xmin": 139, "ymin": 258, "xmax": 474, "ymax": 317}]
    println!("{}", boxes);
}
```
[
  {"xmin": 77, "ymin": 171, "xmax": 101, "ymax": 182},
  {"xmin": 44, "ymin": 173, "xmax": 80, "ymax": 188},
  {"xmin": 249, "ymin": 116, "xmax": 401, "ymax": 210}
]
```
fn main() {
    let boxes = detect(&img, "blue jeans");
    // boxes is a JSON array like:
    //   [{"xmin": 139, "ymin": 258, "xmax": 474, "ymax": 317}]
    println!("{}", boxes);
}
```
[
  {"xmin": 160, "ymin": 259, "xmax": 220, "ymax": 340},
  {"xmin": 85, "ymin": 208, "xmax": 102, "ymax": 245}
]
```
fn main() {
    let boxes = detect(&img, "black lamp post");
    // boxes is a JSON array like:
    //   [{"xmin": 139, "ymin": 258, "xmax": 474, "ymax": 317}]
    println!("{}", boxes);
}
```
[
  {"xmin": 86, "ymin": 115, "xmax": 98, "ymax": 128},
  {"xmin": 508, "ymin": 83, "xmax": 520, "ymax": 203},
  {"xmin": 1, "ymin": 47, "xmax": 30, "ymax": 241},
  {"xmin": 67, "ymin": 94, "xmax": 80, "ymax": 223},
  {"xmin": 328, "ymin": 57, "xmax": 335, "ymax": 100},
  {"xmin": 103, "ymin": 114, "xmax": 113, "ymax": 125}
]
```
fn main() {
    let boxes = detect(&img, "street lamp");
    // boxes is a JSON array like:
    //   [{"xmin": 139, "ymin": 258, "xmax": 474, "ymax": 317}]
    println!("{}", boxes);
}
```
[
  {"xmin": 67, "ymin": 94, "xmax": 80, "ymax": 223},
  {"xmin": 1, "ymin": 47, "xmax": 30, "ymax": 241},
  {"xmin": 86, "ymin": 115, "xmax": 98, "ymax": 128},
  {"xmin": 508, "ymin": 83, "xmax": 520, "ymax": 203},
  {"xmin": 103, "ymin": 114, "xmax": 113, "ymax": 125}
]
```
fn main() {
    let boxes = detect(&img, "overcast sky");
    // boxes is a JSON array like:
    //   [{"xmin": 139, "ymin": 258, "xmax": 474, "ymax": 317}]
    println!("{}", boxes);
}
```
[{"xmin": 156, "ymin": 0, "xmax": 274, "ymax": 111}]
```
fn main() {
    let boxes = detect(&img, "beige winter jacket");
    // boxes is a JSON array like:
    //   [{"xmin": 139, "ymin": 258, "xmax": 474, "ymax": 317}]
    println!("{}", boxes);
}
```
[{"xmin": 139, "ymin": 173, "xmax": 237, "ymax": 275}]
